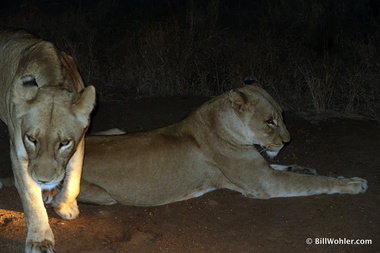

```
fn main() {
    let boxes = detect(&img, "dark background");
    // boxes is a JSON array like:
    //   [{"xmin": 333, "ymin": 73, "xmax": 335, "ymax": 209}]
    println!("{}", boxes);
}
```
[
  {"xmin": 0, "ymin": 0, "xmax": 379, "ymax": 119},
  {"xmin": 0, "ymin": 2, "xmax": 379, "ymax": 252}
]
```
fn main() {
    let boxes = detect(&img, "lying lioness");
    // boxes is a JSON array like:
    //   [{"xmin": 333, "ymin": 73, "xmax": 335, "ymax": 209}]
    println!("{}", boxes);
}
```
[{"xmin": 79, "ymin": 84, "xmax": 367, "ymax": 206}]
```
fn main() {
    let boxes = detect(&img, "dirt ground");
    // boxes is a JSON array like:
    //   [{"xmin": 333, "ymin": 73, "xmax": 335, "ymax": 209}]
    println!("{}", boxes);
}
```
[{"xmin": 0, "ymin": 96, "xmax": 379, "ymax": 253}]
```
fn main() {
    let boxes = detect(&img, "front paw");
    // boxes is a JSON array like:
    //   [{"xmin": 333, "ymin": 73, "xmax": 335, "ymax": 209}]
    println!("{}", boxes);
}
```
[
  {"xmin": 346, "ymin": 177, "xmax": 368, "ymax": 194},
  {"xmin": 26, "ymin": 239, "xmax": 55, "ymax": 253},
  {"xmin": 54, "ymin": 200, "xmax": 79, "ymax": 220}
]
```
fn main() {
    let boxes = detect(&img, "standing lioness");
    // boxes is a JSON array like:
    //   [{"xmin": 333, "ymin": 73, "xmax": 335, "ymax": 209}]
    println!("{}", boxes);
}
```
[
  {"xmin": 0, "ymin": 29, "xmax": 95, "ymax": 252},
  {"xmin": 79, "ymin": 84, "xmax": 367, "ymax": 206}
]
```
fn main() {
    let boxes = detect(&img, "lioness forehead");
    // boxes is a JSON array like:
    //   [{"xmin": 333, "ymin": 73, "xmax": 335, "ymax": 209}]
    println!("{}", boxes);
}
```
[
  {"xmin": 243, "ymin": 85, "xmax": 283, "ymax": 114},
  {"xmin": 24, "ymin": 87, "xmax": 78, "ymax": 126},
  {"xmin": 33, "ymin": 86, "xmax": 74, "ymax": 103}
]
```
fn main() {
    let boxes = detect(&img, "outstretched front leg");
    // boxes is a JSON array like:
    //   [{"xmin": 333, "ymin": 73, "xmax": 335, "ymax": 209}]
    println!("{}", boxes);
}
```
[
  {"xmin": 219, "ymin": 159, "xmax": 368, "ymax": 199},
  {"xmin": 262, "ymin": 169, "xmax": 367, "ymax": 198}
]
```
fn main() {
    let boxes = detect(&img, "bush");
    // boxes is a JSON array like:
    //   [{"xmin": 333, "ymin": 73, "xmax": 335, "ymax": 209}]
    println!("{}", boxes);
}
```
[{"xmin": 1, "ymin": 0, "xmax": 379, "ymax": 120}]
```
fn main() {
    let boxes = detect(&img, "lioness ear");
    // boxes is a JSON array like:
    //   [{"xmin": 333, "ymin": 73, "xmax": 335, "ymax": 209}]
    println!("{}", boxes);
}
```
[
  {"xmin": 229, "ymin": 89, "xmax": 249, "ymax": 113},
  {"xmin": 13, "ymin": 75, "xmax": 39, "ymax": 103},
  {"xmin": 244, "ymin": 78, "xmax": 262, "ymax": 88},
  {"xmin": 72, "ymin": 85, "xmax": 96, "ymax": 128}
]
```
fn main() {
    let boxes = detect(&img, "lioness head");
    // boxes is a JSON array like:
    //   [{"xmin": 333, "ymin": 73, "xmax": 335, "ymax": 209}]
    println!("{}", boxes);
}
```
[
  {"xmin": 229, "ymin": 85, "xmax": 290, "ymax": 158},
  {"xmin": 13, "ymin": 76, "xmax": 95, "ymax": 189}
]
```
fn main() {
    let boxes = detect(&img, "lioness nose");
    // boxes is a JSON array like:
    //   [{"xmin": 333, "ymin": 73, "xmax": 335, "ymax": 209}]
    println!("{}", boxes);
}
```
[{"xmin": 282, "ymin": 135, "xmax": 291, "ymax": 144}]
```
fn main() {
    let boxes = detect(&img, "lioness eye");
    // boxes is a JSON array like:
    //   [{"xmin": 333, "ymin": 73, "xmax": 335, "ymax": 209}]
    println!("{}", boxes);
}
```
[
  {"xmin": 26, "ymin": 135, "xmax": 37, "ymax": 145},
  {"xmin": 266, "ymin": 119, "xmax": 276, "ymax": 126},
  {"xmin": 59, "ymin": 140, "xmax": 71, "ymax": 148}
]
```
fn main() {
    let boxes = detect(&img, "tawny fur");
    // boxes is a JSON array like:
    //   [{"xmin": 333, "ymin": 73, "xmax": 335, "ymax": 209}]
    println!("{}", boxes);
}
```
[
  {"xmin": 0, "ymin": 29, "xmax": 96, "ymax": 253},
  {"xmin": 79, "ymin": 85, "xmax": 367, "ymax": 206}
]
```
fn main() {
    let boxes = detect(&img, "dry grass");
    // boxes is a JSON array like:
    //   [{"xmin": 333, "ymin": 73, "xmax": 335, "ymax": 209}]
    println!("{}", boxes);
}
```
[{"xmin": 0, "ymin": 0, "xmax": 379, "ymax": 120}]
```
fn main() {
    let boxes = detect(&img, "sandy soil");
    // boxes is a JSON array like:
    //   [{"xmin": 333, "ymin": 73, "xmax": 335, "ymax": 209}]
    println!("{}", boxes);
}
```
[{"xmin": 0, "ymin": 96, "xmax": 379, "ymax": 253}]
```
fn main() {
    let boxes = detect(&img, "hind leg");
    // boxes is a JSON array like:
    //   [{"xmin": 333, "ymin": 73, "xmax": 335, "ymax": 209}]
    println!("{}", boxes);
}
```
[{"xmin": 78, "ymin": 180, "xmax": 117, "ymax": 205}]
